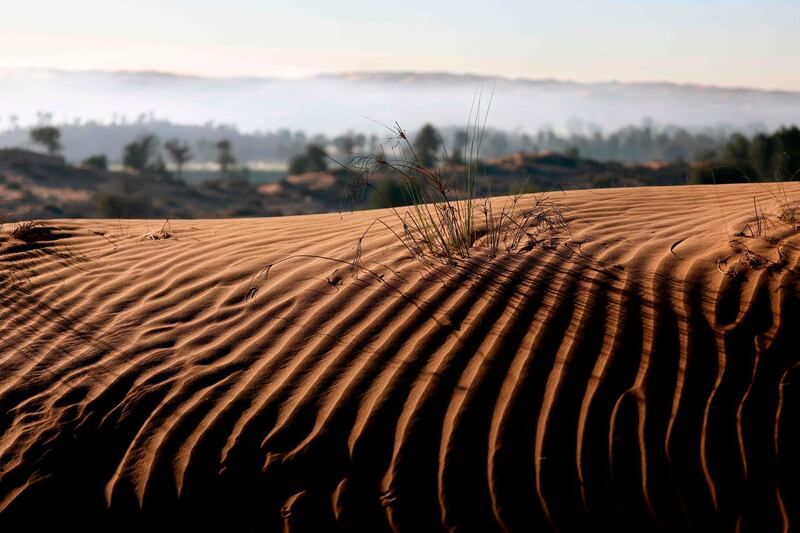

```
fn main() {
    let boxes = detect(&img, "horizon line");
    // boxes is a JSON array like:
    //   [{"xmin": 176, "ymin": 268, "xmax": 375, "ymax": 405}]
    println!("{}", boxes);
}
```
[{"xmin": 1, "ymin": 66, "xmax": 797, "ymax": 95}]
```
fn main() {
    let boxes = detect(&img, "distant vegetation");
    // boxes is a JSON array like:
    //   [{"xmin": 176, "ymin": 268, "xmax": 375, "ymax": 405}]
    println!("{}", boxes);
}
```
[
  {"xmin": 412, "ymin": 124, "xmax": 442, "ymax": 168},
  {"xmin": 4, "ymin": 121, "xmax": 800, "ymax": 193},
  {"xmin": 81, "ymin": 154, "xmax": 107, "ymax": 170},
  {"xmin": 289, "ymin": 144, "xmax": 328, "ymax": 174},
  {"xmin": 29, "ymin": 126, "xmax": 62, "ymax": 155},
  {"xmin": 216, "ymin": 140, "xmax": 236, "ymax": 177},
  {"xmin": 0, "ymin": 118, "xmax": 750, "ymax": 167},
  {"xmin": 164, "ymin": 139, "xmax": 192, "ymax": 181},
  {"xmin": 690, "ymin": 126, "xmax": 800, "ymax": 183},
  {"xmin": 123, "ymin": 135, "xmax": 158, "ymax": 171},
  {"xmin": 95, "ymin": 183, "xmax": 151, "ymax": 218}
]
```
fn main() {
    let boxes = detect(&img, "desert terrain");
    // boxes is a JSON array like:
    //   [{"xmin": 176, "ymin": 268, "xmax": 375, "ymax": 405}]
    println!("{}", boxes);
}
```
[{"xmin": 0, "ymin": 182, "xmax": 798, "ymax": 530}]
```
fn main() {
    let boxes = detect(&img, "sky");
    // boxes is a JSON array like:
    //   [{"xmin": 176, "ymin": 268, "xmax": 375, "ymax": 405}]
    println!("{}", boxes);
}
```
[{"xmin": 2, "ymin": 0, "xmax": 799, "ymax": 91}]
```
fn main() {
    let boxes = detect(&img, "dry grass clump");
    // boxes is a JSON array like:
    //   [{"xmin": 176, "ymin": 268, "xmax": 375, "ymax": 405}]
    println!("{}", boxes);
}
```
[
  {"xmin": 777, "ymin": 199, "xmax": 799, "ymax": 230},
  {"xmin": 344, "ymin": 106, "xmax": 569, "ymax": 266},
  {"xmin": 348, "ymin": 122, "xmax": 481, "ymax": 265},
  {"xmin": 771, "ymin": 176, "xmax": 799, "ymax": 232},
  {"xmin": 9, "ymin": 220, "xmax": 55, "ymax": 242},
  {"xmin": 718, "ymin": 239, "xmax": 776, "ymax": 278},
  {"xmin": 142, "ymin": 220, "xmax": 172, "ymax": 240},
  {"xmin": 710, "ymin": 164, "xmax": 798, "ymax": 240},
  {"xmin": 717, "ymin": 165, "xmax": 800, "ymax": 278},
  {"xmin": 723, "ymin": 193, "xmax": 789, "ymax": 277},
  {"xmin": 478, "ymin": 192, "xmax": 569, "ymax": 258},
  {"xmin": 247, "ymin": 105, "xmax": 570, "ymax": 301},
  {"xmin": 11, "ymin": 219, "xmax": 42, "ymax": 241}
]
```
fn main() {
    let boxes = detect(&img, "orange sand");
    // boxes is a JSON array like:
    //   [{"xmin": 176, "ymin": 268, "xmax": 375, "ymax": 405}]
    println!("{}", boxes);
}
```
[{"xmin": 0, "ymin": 183, "xmax": 798, "ymax": 531}]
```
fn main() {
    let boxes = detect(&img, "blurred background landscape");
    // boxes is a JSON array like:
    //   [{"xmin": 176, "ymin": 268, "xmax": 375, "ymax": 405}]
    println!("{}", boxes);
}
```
[{"xmin": 2, "ymin": 0, "xmax": 799, "ymax": 219}]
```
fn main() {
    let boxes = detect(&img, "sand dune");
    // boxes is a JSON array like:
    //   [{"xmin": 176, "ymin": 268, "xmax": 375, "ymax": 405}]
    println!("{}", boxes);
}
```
[{"xmin": 1, "ymin": 183, "xmax": 799, "ymax": 531}]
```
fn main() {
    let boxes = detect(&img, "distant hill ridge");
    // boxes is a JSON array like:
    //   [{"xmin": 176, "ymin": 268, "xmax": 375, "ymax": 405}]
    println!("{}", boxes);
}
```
[
  {"xmin": 9, "ymin": 68, "xmax": 799, "ymax": 95},
  {"xmin": 319, "ymin": 70, "xmax": 800, "ymax": 95},
  {"xmin": 1, "ymin": 68, "xmax": 799, "ymax": 136}
]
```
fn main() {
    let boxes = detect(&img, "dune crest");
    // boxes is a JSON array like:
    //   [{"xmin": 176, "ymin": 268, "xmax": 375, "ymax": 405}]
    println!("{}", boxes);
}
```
[{"xmin": 0, "ymin": 183, "xmax": 798, "ymax": 531}]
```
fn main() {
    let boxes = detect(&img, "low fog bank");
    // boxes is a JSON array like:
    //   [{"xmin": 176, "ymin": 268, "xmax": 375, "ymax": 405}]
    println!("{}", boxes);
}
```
[{"xmin": 1, "ymin": 69, "xmax": 796, "ymax": 136}]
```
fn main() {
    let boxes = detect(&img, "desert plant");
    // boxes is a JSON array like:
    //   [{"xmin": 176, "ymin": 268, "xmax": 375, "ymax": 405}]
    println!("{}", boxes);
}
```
[
  {"xmin": 736, "ymin": 195, "xmax": 775, "ymax": 239},
  {"xmin": 770, "ymin": 168, "xmax": 800, "ymax": 232},
  {"xmin": 348, "ymin": 122, "xmax": 477, "ymax": 265},
  {"xmin": 477, "ymin": 192, "xmax": 568, "ymax": 258},
  {"xmin": 30, "ymin": 126, "xmax": 62, "ymax": 155},
  {"xmin": 724, "ymin": 159, "xmax": 800, "ymax": 235},
  {"xmin": 246, "ymin": 96, "xmax": 572, "ymax": 304},
  {"xmin": 248, "ymin": 113, "xmax": 570, "ymax": 302},
  {"xmin": 142, "ymin": 220, "xmax": 172, "ymax": 240},
  {"xmin": 718, "ymin": 239, "xmax": 776, "ymax": 278},
  {"xmin": 10, "ymin": 219, "xmax": 53, "ymax": 242},
  {"xmin": 342, "ymin": 95, "xmax": 569, "ymax": 266}
]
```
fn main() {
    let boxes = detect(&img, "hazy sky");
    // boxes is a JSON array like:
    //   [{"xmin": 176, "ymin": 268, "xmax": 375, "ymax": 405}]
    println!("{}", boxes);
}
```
[{"xmin": 3, "ymin": 0, "xmax": 798, "ymax": 90}]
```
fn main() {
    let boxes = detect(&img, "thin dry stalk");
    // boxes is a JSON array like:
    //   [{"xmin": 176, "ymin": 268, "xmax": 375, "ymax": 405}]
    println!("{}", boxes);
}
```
[{"xmin": 738, "ymin": 195, "xmax": 775, "ymax": 239}]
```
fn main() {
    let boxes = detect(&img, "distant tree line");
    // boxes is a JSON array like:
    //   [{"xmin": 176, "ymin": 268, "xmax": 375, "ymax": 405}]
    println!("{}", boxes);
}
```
[
  {"xmin": 118, "ymin": 134, "xmax": 237, "ymax": 180},
  {"xmin": 5, "ymin": 118, "xmax": 748, "ymax": 166},
  {"xmin": 690, "ymin": 126, "xmax": 800, "ymax": 184},
  {"xmin": 17, "ymin": 121, "xmax": 800, "ymax": 182}
]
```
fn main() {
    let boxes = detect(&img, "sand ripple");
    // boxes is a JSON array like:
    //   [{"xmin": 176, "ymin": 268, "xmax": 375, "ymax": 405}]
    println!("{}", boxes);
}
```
[{"xmin": 1, "ymin": 184, "xmax": 799, "ymax": 531}]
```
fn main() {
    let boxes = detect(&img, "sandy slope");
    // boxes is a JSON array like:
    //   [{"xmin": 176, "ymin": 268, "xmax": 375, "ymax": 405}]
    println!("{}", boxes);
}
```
[{"xmin": 0, "ymin": 183, "xmax": 799, "ymax": 531}]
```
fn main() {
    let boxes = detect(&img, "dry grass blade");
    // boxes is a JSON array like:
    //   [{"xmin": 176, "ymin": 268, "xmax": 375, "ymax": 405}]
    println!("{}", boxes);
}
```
[
  {"xmin": 90, "ymin": 229, "xmax": 119, "ymax": 249},
  {"xmin": 736, "ymin": 195, "xmax": 775, "ymax": 239}
]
